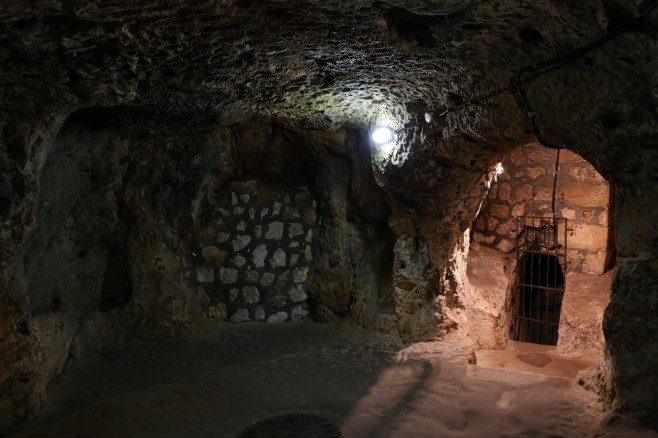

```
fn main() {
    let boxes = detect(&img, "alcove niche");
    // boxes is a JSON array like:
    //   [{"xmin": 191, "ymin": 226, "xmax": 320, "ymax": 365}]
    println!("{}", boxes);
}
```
[
  {"xmin": 19, "ymin": 110, "xmax": 399, "ymax": 365},
  {"xmin": 185, "ymin": 126, "xmax": 398, "ymax": 332},
  {"xmin": 465, "ymin": 144, "xmax": 614, "ymax": 363}
]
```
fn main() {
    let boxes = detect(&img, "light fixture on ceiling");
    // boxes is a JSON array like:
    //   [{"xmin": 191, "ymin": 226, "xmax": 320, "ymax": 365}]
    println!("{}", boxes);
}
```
[{"xmin": 371, "ymin": 126, "xmax": 394, "ymax": 145}]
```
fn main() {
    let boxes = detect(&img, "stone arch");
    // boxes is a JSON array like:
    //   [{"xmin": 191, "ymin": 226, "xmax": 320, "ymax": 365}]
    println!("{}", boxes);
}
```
[{"xmin": 466, "ymin": 143, "xmax": 614, "ymax": 361}]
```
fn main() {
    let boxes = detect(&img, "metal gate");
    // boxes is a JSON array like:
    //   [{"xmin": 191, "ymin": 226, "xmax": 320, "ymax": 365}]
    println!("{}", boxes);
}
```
[{"xmin": 510, "ymin": 216, "xmax": 567, "ymax": 345}]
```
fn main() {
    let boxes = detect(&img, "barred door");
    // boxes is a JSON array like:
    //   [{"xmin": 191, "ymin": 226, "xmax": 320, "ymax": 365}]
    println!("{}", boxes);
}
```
[{"xmin": 510, "ymin": 216, "xmax": 567, "ymax": 346}]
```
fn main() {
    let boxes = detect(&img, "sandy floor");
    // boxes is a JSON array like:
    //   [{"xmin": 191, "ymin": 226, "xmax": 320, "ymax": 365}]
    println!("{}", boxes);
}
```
[
  {"xmin": 475, "ymin": 340, "xmax": 595, "ymax": 379},
  {"xmin": 10, "ymin": 321, "xmax": 657, "ymax": 438}
]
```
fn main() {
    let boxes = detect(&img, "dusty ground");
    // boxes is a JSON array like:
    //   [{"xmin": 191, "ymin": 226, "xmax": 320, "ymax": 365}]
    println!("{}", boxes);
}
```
[{"xmin": 10, "ymin": 321, "xmax": 657, "ymax": 438}]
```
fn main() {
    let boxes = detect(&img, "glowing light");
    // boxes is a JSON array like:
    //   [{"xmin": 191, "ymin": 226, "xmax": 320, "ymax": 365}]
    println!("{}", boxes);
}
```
[
  {"xmin": 371, "ymin": 126, "xmax": 394, "ymax": 144},
  {"xmin": 494, "ymin": 162, "xmax": 504, "ymax": 182},
  {"xmin": 488, "ymin": 162, "xmax": 505, "ymax": 188}
]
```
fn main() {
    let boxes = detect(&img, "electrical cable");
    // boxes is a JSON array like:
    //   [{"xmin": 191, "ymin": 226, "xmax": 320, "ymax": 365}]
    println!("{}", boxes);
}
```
[
  {"xmin": 551, "ymin": 148, "xmax": 560, "ymax": 218},
  {"xmin": 516, "ymin": 0, "xmax": 658, "ymax": 149},
  {"xmin": 550, "ymin": 148, "xmax": 561, "ymax": 245},
  {"xmin": 437, "ymin": 85, "xmax": 513, "ymax": 118},
  {"xmin": 437, "ymin": 0, "xmax": 658, "ymax": 148}
]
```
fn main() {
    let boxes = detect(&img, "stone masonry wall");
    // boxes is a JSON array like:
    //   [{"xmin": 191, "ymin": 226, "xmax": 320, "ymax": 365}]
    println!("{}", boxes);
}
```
[
  {"xmin": 473, "ymin": 144, "xmax": 612, "ymax": 274},
  {"xmin": 193, "ymin": 179, "xmax": 317, "ymax": 323}
]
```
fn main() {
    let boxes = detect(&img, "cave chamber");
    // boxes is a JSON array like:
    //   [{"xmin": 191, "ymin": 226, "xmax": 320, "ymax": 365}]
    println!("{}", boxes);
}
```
[{"xmin": 1, "ymin": 0, "xmax": 657, "ymax": 436}]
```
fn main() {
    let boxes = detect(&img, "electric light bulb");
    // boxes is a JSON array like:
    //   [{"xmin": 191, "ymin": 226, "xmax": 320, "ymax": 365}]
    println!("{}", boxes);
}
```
[{"xmin": 371, "ymin": 126, "xmax": 394, "ymax": 144}]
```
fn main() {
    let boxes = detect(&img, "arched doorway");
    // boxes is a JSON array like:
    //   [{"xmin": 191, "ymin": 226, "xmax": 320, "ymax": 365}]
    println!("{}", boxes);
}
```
[{"xmin": 467, "ymin": 143, "xmax": 614, "ymax": 364}]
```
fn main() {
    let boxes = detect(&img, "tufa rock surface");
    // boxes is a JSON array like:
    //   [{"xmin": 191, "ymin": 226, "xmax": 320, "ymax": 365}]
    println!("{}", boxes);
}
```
[{"xmin": 0, "ymin": 0, "xmax": 657, "ymax": 431}]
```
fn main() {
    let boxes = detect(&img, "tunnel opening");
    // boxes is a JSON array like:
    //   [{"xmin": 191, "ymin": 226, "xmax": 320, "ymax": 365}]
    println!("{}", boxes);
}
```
[{"xmin": 510, "ymin": 216, "xmax": 567, "ymax": 346}]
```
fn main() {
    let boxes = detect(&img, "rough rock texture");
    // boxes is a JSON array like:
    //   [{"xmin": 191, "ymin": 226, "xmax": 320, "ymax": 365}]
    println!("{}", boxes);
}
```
[
  {"xmin": 391, "ymin": 233, "xmax": 440, "ymax": 340},
  {"xmin": 0, "ymin": 0, "xmax": 657, "ymax": 431},
  {"xmin": 558, "ymin": 270, "xmax": 612, "ymax": 362},
  {"xmin": 466, "ymin": 245, "xmax": 513, "ymax": 349}
]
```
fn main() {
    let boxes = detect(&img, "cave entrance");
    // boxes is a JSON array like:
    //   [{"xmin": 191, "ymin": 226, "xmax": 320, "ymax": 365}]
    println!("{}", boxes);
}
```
[{"xmin": 510, "ymin": 216, "xmax": 567, "ymax": 345}]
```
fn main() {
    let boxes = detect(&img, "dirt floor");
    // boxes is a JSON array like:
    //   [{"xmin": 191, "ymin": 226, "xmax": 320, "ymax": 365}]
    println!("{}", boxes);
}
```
[{"xmin": 10, "ymin": 321, "xmax": 658, "ymax": 438}]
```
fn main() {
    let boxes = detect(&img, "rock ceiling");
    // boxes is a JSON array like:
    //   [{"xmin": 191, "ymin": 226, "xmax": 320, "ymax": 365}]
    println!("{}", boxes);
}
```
[
  {"xmin": 3, "ymin": 0, "xmax": 649, "ymax": 131},
  {"xmin": 2, "ymin": 0, "xmax": 655, "ymax": 251}
]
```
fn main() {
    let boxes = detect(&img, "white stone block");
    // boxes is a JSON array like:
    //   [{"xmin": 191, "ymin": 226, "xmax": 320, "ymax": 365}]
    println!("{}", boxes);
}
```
[
  {"xmin": 289, "ymin": 285, "xmax": 307, "ymax": 303},
  {"xmin": 232, "ymin": 235, "xmax": 251, "ymax": 251},
  {"xmin": 270, "ymin": 248, "xmax": 287, "ymax": 268},
  {"xmin": 220, "ymin": 267, "xmax": 238, "ymax": 284},
  {"xmin": 292, "ymin": 267, "xmax": 309, "ymax": 283},
  {"xmin": 291, "ymin": 306, "xmax": 309, "ymax": 321},
  {"xmin": 229, "ymin": 308, "xmax": 250, "ymax": 323},
  {"xmin": 243, "ymin": 286, "xmax": 260, "ymax": 304},
  {"xmin": 253, "ymin": 244, "xmax": 268, "ymax": 268},
  {"xmin": 288, "ymin": 223, "xmax": 304, "ymax": 238},
  {"xmin": 267, "ymin": 311, "xmax": 288, "ymax": 323},
  {"xmin": 260, "ymin": 272, "xmax": 275, "ymax": 286},
  {"xmin": 265, "ymin": 221, "xmax": 284, "ymax": 239}
]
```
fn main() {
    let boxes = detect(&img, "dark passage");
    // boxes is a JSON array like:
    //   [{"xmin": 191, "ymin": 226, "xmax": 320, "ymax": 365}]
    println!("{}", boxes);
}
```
[{"xmin": 510, "ymin": 216, "xmax": 567, "ymax": 346}]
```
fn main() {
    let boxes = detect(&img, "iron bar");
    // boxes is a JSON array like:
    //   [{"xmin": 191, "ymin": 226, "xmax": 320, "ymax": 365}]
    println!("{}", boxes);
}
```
[
  {"xmin": 514, "ymin": 315, "xmax": 560, "ymax": 326},
  {"xmin": 516, "ymin": 283, "xmax": 565, "ymax": 292},
  {"xmin": 511, "ymin": 216, "xmax": 567, "ymax": 345}
]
